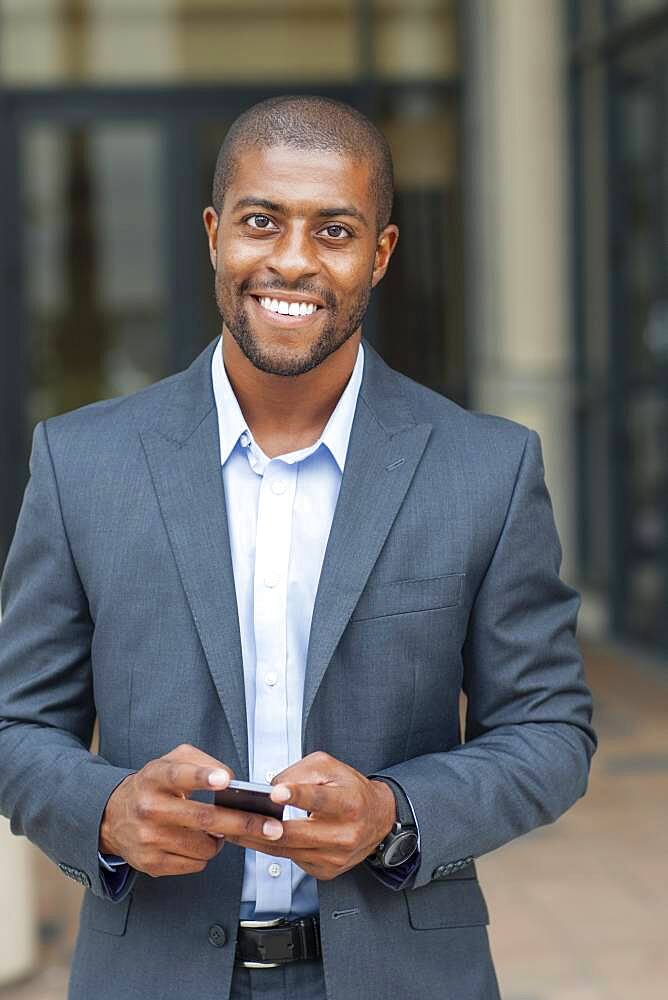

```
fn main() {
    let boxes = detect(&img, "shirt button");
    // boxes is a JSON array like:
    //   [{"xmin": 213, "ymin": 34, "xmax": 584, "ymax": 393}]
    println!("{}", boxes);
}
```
[
  {"xmin": 240, "ymin": 433, "xmax": 250, "ymax": 447},
  {"xmin": 265, "ymin": 770, "xmax": 276, "ymax": 783},
  {"xmin": 264, "ymin": 672, "xmax": 278, "ymax": 687},
  {"xmin": 264, "ymin": 574, "xmax": 278, "ymax": 589},
  {"xmin": 271, "ymin": 479, "xmax": 287, "ymax": 495},
  {"xmin": 268, "ymin": 863, "xmax": 282, "ymax": 878}
]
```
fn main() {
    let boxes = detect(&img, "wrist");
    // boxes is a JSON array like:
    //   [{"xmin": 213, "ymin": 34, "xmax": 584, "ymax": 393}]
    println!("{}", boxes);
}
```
[
  {"xmin": 370, "ymin": 777, "xmax": 397, "ymax": 842},
  {"xmin": 99, "ymin": 773, "xmax": 133, "ymax": 855},
  {"xmin": 98, "ymin": 813, "xmax": 117, "ymax": 856}
]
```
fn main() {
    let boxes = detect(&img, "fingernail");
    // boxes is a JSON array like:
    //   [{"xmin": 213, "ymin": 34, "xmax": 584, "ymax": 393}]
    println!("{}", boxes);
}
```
[
  {"xmin": 263, "ymin": 820, "xmax": 283, "ymax": 840},
  {"xmin": 211, "ymin": 832, "xmax": 225, "ymax": 839},
  {"xmin": 208, "ymin": 769, "xmax": 229, "ymax": 787},
  {"xmin": 272, "ymin": 785, "xmax": 291, "ymax": 803}
]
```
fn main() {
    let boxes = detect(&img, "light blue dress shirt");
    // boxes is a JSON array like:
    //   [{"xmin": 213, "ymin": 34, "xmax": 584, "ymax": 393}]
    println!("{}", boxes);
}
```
[{"xmin": 212, "ymin": 336, "xmax": 364, "ymax": 917}]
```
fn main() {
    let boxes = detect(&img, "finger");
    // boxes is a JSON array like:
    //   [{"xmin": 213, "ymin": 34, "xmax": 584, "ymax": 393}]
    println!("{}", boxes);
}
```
[
  {"xmin": 206, "ymin": 806, "xmax": 285, "ymax": 844},
  {"xmin": 145, "ymin": 797, "xmax": 284, "ymax": 843},
  {"xmin": 270, "ymin": 781, "xmax": 351, "ymax": 818},
  {"xmin": 279, "ymin": 848, "xmax": 349, "ymax": 880},
  {"xmin": 139, "ymin": 796, "xmax": 222, "ymax": 833},
  {"xmin": 271, "ymin": 753, "xmax": 335, "ymax": 787},
  {"xmin": 148, "ymin": 826, "xmax": 223, "ymax": 862},
  {"xmin": 224, "ymin": 819, "xmax": 344, "ymax": 857},
  {"xmin": 150, "ymin": 759, "xmax": 232, "ymax": 795},
  {"xmin": 142, "ymin": 851, "xmax": 211, "ymax": 878},
  {"xmin": 162, "ymin": 744, "xmax": 235, "ymax": 789},
  {"xmin": 277, "ymin": 819, "xmax": 343, "ymax": 849}
]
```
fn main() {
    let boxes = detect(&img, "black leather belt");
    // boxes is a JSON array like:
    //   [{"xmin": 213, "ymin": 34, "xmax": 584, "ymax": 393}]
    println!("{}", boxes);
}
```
[{"xmin": 235, "ymin": 915, "xmax": 321, "ymax": 968}]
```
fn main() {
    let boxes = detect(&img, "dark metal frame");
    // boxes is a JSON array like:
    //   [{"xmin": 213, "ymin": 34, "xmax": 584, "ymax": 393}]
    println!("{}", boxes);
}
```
[
  {"xmin": 568, "ymin": 0, "xmax": 668, "ymax": 651},
  {"xmin": 570, "ymin": 1, "xmax": 668, "ymax": 65}
]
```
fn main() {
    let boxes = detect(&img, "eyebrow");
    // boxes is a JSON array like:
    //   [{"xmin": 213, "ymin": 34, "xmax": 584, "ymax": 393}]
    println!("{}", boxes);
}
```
[{"xmin": 232, "ymin": 196, "xmax": 368, "ymax": 226}]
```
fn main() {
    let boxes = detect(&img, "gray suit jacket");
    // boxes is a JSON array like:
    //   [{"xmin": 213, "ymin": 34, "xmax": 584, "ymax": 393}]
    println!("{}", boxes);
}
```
[{"xmin": 0, "ymin": 338, "xmax": 595, "ymax": 1000}]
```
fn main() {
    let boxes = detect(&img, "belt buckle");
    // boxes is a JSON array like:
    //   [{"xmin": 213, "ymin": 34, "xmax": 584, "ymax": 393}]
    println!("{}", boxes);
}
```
[{"xmin": 238, "ymin": 917, "xmax": 286, "ymax": 969}]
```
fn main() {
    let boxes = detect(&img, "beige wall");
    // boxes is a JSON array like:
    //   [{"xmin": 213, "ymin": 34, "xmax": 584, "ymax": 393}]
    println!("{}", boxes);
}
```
[{"xmin": 0, "ymin": 809, "xmax": 37, "ymax": 983}]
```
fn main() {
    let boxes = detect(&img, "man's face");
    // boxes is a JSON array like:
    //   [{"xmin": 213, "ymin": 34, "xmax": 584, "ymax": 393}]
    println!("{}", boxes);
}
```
[{"xmin": 203, "ymin": 145, "xmax": 398, "ymax": 376}]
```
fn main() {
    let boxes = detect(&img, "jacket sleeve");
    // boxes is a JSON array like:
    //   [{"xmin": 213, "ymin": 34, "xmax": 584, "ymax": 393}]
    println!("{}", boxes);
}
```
[
  {"xmin": 0, "ymin": 422, "xmax": 137, "ymax": 902},
  {"xmin": 373, "ymin": 429, "xmax": 597, "ymax": 890}
]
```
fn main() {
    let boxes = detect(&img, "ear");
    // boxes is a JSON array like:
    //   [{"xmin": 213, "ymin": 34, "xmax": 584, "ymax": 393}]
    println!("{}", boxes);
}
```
[
  {"xmin": 371, "ymin": 224, "xmax": 399, "ymax": 289},
  {"xmin": 202, "ymin": 207, "xmax": 219, "ymax": 270}
]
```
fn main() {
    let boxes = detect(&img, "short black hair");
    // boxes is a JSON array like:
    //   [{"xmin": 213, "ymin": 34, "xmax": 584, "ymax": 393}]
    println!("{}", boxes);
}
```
[{"xmin": 212, "ymin": 95, "xmax": 394, "ymax": 233}]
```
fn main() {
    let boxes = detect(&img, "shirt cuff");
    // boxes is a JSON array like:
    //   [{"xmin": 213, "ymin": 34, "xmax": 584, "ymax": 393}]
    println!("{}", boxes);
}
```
[
  {"xmin": 367, "ymin": 850, "xmax": 421, "ymax": 890},
  {"xmin": 98, "ymin": 851, "xmax": 132, "ymax": 899}
]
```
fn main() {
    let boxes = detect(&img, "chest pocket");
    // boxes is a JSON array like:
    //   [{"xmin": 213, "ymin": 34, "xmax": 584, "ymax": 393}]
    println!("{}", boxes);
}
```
[
  {"xmin": 404, "ymin": 869, "xmax": 489, "ymax": 930},
  {"xmin": 350, "ymin": 573, "xmax": 464, "ymax": 622}
]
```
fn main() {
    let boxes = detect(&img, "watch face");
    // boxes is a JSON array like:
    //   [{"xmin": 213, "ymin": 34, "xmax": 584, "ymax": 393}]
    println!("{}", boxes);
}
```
[{"xmin": 385, "ymin": 830, "xmax": 418, "ymax": 867}]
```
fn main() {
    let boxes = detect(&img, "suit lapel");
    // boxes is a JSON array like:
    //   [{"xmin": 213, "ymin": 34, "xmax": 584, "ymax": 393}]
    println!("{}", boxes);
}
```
[
  {"xmin": 139, "ymin": 340, "xmax": 249, "ymax": 777},
  {"xmin": 138, "ymin": 339, "xmax": 432, "ymax": 771},
  {"xmin": 302, "ymin": 344, "xmax": 432, "ymax": 742}
]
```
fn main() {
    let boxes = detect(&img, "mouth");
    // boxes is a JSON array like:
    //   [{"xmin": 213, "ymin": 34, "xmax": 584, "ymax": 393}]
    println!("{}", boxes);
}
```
[{"xmin": 247, "ymin": 292, "xmax": 325, "ymax": 326}]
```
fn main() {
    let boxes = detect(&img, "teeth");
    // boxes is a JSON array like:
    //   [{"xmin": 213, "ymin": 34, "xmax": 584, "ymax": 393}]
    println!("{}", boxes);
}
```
[{"xmin": 257, "ymin": 297, "xmax": 319, "ymax": 316}]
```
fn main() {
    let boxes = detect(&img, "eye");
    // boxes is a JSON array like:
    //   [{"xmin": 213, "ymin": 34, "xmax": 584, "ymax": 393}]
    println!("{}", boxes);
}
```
[
  {"xmin": 319, "ymin": 224, "xmax": 350, "ymax": 240},
  {"xmin": 245, "ymin": 214, "xmax": 277, "ymax": 230}
]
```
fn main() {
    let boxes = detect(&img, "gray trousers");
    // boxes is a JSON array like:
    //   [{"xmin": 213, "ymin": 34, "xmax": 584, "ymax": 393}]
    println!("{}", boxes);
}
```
[{"xmin": 229, "ymin": 960, "xmax": 327, "ymax": 1000}]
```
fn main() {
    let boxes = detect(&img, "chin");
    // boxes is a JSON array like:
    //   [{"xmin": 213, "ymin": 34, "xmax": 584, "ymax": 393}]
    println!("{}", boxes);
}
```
[{"xmin": 237, "ymin": 334, "xmax": 323, "ymax": 377}]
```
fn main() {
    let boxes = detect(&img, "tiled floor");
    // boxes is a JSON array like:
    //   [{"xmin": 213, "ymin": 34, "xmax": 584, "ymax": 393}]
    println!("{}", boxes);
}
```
[{"xmin": 1, "ymin": 643, "xmax": 666, "ymax": 999}]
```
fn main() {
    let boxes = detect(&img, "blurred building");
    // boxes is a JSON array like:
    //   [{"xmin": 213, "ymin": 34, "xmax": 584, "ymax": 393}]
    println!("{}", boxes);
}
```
[{"xmin": 0, "ymin": 0, "xmax": 666, "ymax": 986}]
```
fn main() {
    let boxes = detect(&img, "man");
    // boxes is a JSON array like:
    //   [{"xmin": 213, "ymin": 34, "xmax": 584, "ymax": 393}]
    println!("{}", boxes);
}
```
[{"xmin": 0, "ymin": 96, "xmax": 595, "ymax": 1000}]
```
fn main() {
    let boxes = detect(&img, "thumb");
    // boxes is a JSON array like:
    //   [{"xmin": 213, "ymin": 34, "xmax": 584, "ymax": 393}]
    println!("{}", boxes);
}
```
[{"xmin": 163, "ymin": 743, "xmax": 235, "ymax": 779}]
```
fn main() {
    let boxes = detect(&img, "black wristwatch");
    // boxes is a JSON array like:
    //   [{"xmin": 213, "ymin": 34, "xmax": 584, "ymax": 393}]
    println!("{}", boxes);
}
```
[{"xmin": 367, "ymin": 778, "xmax": 419, "ymax": 869}]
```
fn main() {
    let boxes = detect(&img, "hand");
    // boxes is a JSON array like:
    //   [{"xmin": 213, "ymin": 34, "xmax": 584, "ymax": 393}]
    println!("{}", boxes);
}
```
[
  {"xmin": 99, "ymin": 743, "xmax": 236, "ymax": 877},
  {"xmin": 217, "ymin": 751, "xmax": 397, "ymax": 881}
]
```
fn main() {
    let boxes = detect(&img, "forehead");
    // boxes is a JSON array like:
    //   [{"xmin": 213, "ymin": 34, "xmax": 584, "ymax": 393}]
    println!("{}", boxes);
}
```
[{"xmin": 225, "ymin": 144, "xmax": 374, "ymax": 218}]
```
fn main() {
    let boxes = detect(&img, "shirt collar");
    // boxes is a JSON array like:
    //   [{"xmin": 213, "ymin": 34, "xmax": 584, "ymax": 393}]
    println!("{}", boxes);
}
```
[{"xmin": 211, "ymin": 336, "xmax": 364, "ymax": 473}]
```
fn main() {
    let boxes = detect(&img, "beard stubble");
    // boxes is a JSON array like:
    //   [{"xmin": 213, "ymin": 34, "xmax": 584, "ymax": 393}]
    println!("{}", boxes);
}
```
[{"xmin": 215, "ymin": 275, "xmax": 372, "ymax": 377}]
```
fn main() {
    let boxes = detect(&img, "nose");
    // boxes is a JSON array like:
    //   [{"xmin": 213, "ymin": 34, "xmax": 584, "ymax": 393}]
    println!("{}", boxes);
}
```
[{"xmin": 264, "ymin": 221, "xmax": 319, "ymax": 285}]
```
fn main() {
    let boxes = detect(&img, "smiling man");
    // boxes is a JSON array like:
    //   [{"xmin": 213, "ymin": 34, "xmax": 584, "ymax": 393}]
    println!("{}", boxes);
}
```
[{"xmin": 0, "ymin": 96, "xmax": 595, "ymax": 1000}]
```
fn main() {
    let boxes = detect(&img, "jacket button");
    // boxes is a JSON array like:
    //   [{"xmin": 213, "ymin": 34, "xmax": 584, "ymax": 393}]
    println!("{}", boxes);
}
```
[{"xmin": 208, "ymin": 924, "xmax": 227, "ymax": 948}]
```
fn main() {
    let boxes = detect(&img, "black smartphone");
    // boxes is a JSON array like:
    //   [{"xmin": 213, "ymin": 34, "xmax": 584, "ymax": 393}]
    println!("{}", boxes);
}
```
[{"xmin": 214, "ymin": 780, "xmax": 285, "ymax": 821}]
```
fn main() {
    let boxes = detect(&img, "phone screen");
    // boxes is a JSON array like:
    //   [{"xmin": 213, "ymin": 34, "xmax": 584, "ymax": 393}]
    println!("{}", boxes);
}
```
[{"xmin": 214, "ymin": 780, "xmax": 285, "ymax": 821}]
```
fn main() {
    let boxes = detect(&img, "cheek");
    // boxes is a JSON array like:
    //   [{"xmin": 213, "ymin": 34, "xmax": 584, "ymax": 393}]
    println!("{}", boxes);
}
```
[
  {"xmin": 217, "ymin": 239, "xmax": 262, "ymax": 282},
  {"xmin": 328, "ymin": 256, "xmax": 374, "ymax": 300}
]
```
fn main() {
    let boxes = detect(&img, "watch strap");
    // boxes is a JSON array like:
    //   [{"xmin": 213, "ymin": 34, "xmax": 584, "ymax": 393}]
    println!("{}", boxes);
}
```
[{"xmin": 369, "ymin": 775, "xmax": 415, "ymax": 829}]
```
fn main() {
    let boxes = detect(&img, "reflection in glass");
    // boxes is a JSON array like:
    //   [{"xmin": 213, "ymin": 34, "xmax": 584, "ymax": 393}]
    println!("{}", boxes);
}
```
[
  {"xmin": 0, "ymin": 0, "xmax": 458, "ymax": 86},
  {"xmin": 611, "ymin": 0, "xmax": 668, "ymax": 22},
  {"xmin": 22, "ymin": 123, "xmax": 168, "ymax": 426},
  {"xmin": 610, "ymin": 37, "xmax": 668, "ymax": 647},
  {"xmin": 374, "ymin": 0, "xmax": 458, "ymax": 80},
  {"xmin": 377, "ymin": 94, "xmax": 464, "ymax": 401},
  {"xmin": 626, "ymin": 394, "xmax": 667, "ymax": 645}
]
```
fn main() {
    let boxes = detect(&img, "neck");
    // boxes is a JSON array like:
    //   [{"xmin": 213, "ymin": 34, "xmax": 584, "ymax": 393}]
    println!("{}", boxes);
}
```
[{"xmin": 221, "ymin": 328, "xmax": 361, "ymax": 457}]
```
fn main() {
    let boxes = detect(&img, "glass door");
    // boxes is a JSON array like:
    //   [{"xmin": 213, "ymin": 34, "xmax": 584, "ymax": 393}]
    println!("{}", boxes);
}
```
[
  {"xmin": 609, "ymin": 34, "xmax": 668, "ymax": 649},
  {"xmin": 21, "ymin": 121, "xmax": 170, "ymax": 428}
]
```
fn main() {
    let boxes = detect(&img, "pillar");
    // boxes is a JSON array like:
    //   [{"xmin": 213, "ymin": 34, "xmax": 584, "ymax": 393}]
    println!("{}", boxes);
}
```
[{"xmin": 464, "ymin": 0, "xmax": 577, "ymax": 581}]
